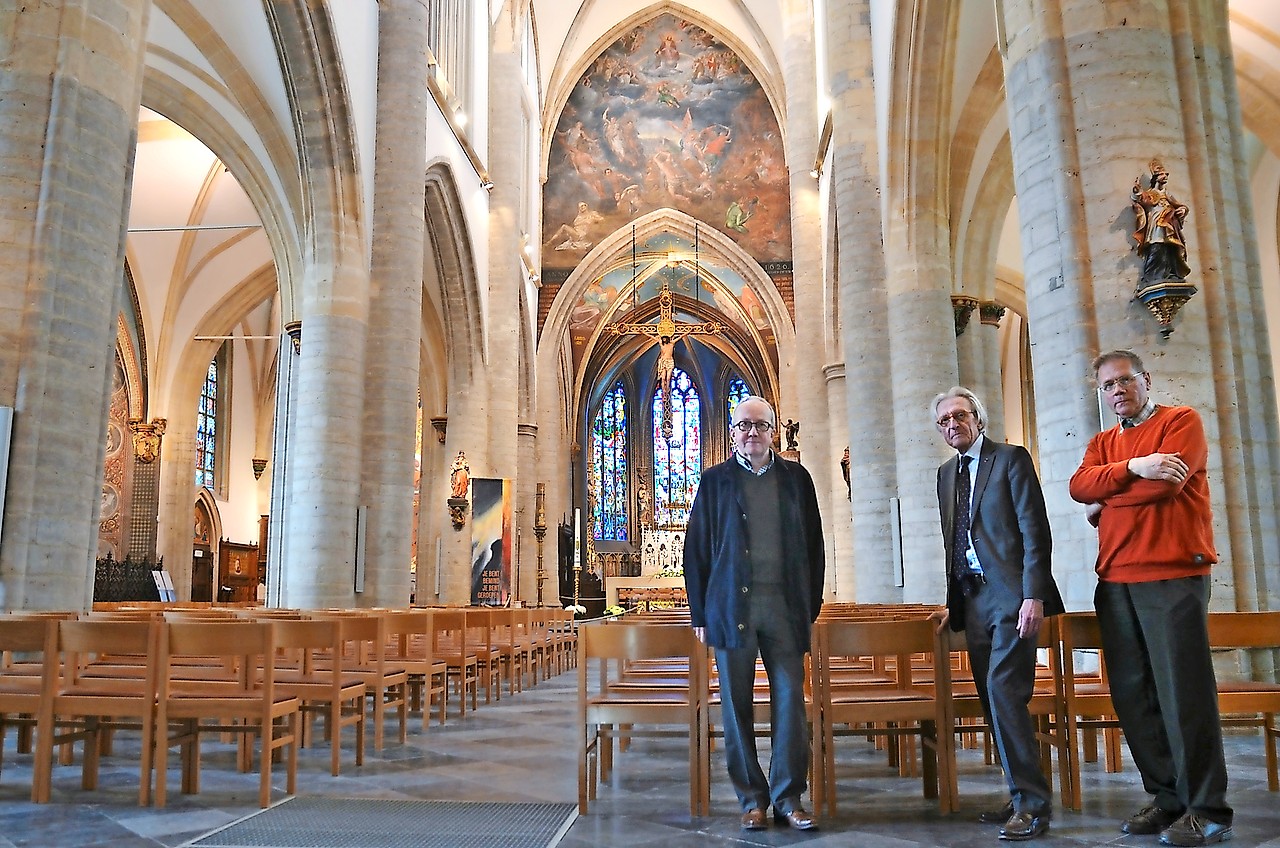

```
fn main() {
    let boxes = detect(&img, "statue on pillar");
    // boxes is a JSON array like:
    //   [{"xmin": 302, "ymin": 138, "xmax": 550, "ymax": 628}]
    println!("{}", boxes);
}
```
[
  {"xmin": 783, "ymin": 419, "xmax": 800, "ymax": 452},
  {"xmin": 1131, "ymin": 159, "xmax": 1191, "ymax": 285},
  {"xmin": 449, "ymin": 451, "xmax": 470, "ymax": 499}
]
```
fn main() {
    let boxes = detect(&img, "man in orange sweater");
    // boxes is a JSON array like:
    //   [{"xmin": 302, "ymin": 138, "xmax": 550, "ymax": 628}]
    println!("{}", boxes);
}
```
[{"xmin": 1069, "ymin": 350, "xmax": 1232, "ymax": 847}]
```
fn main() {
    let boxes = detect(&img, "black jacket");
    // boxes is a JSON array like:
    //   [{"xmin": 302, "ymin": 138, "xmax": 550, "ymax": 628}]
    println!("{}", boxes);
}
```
[{"xmin": 683, "ymin": 455, "xmax": 825, "ymax": 650}]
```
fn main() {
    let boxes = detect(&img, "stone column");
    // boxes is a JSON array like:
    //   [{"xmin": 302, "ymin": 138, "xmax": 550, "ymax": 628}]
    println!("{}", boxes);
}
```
[
  {"xmin": 516, "ymin": 421, "xmax": 539, "ymax": 603},
  {"xmin": 282, "ymin": 246, "xmax": 370, "ymax": 610},
  {"xmin": 781, "ymin": 0, "xmax": 835, "ymax": 574},
  {"xmin": 265, "ymin": 322, "xmax": 302, "ymax": 607},
  {"xmin": 826, "ymin": 0, "xmax": 899, "ymax": 602},
  {"xmin": 359, "ymin": 0, "xmax": 429, "ymax": 608},
  {"xmin": 999, "ymin": 0, "xmax": 1280, "ymax": 610},
  {"xmin": 973, "ymin": 302, "xmax": 1008, "ymax": 442},
  {"xmin": 477, "ymin": 3, "xmax": 525, "ymax": 603},
  {"xmin": 0, "ymin": 0, "xmax": 149, "ymax": 610},
  {"xmin": 822, "ymin": 363, "xmax": 852, "ymax": 596},
  {"xmin": 878, "ymin": 13, "xmax": 960, "ymax": 603}
]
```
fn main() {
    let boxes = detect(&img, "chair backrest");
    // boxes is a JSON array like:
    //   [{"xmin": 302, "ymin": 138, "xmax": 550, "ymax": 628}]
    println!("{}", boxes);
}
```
[
  {"xmin": 579, "ymin": 621, "xmax": 698, "ymax": 664},
  {"xmin": 0, "ymin": 617, "xmax": 58, "ymax": 682},
  {"xmin": 59, "ymin": 619, "xmax": 156, "ymax": 685},
  {"xmin": 159, "ymin": 620, "xmax": 276, "ymax": 695},
  {"xmin": 272, "ymin": 618, "xmax": 344, "ymax": 674},
  {"xmin": 1207, "ymin": 611, "xmax": 1280, "ymax": 650}
]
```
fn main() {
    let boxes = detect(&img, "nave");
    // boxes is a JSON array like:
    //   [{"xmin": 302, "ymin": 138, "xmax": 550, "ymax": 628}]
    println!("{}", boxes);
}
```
[{"xmin": 0, "ymin": 664, "xmax": 1276, "ymax": 847}]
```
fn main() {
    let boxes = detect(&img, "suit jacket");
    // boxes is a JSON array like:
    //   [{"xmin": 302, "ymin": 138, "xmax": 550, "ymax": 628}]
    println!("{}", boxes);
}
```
[
  {"xmin": 683, "ymin": 455, "xmax": 825, "ymax": 651},
  {"xmin": 937, "ymin": 438, "xmax": 1064, "ymax": 632}
]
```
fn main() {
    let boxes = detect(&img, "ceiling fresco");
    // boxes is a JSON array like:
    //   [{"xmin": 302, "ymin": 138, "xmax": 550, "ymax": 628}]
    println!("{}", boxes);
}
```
[{"xmin": 542, "ymin": 13, "xmax": 792, "ymax": 270}]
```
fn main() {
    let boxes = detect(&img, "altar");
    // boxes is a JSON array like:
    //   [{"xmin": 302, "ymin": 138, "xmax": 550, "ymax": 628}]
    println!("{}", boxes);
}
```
[{"xmin": 606, "ymin": 575, "xmax": 687, "ymax": 609}]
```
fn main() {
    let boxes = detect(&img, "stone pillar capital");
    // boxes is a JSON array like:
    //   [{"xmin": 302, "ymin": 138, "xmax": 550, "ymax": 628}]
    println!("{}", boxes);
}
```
[
  {"xmin": 951, "ymin": 296, "xmax": 979, "ymax": 336},
  {"xmin": 978, "ymin": 301, "xmax": 1008, "ymax": 326}
]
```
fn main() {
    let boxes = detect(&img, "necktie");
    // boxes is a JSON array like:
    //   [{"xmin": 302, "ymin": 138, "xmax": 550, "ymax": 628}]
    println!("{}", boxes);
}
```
[{"xmin": 951, "ymin": 456, "xmax": 973, "ymax": 584}]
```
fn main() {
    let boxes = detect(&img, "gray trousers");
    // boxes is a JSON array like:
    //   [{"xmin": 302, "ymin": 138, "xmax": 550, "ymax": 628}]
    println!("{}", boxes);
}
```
[
  {"xmin": 963, "ymin": 579, "xmax": 1053, "ymax": 816},
  {"xmin": 714, "ymin": 589, "xmax": 809, "ymax": 813},
  {"xmin": 1094, "ymin": 576, "xmax": 1231, "ymax": 824}
]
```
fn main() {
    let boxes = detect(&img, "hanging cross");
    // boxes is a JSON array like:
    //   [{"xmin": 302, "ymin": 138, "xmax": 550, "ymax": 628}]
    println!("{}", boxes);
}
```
[{"xmin": 607, "ymin": 278, "xmax": 723, "ymax": 441}]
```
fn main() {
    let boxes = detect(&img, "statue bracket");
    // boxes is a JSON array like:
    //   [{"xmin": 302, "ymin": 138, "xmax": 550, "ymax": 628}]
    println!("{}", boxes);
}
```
[
  {"xmin": 447, "ymin": 497, "xmax": 469, "ymax": 529},
  {"xmin": 1134, "ymin": 279, "xmax": 1197, "ymax": 339}
]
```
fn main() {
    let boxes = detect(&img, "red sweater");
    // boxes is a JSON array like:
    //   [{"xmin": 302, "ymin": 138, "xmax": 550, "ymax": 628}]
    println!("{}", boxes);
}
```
[{"xmin": 1068, "ymin": 405, "xmax": 1217, "ymax": 583}]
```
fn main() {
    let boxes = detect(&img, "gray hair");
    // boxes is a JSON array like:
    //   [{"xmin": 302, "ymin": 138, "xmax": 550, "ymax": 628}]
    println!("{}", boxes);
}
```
[
  {"xmin": 1091, "ymin": 349, "xmax": 1144, "ymax": 376},
  {"xmin": 732, "ymin": 395, "xmax": 776, "ymax": 426},
  {"xmin": 930, "ymin": 386, "xmax": 988, "ymax": 431}
]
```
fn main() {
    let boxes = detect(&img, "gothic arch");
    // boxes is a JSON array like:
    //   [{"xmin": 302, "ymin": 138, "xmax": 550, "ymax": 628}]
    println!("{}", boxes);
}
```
[
  {"xmin": 540, "ymin": 208, "xmax": 793, "ymax": 422},
  {"xmin": 424, "ymin": 162, "xmax": 484, "ymax": 391}
]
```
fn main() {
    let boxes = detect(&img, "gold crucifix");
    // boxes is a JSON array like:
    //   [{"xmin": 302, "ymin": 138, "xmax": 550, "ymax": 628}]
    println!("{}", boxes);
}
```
[{"xmin": 607, "ymin": 278, "xmax": 723, "ymax": 441}]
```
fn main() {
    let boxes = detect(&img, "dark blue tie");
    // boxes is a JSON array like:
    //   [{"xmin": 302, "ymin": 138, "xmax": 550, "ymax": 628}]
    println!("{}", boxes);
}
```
[{"xmin": 951, "ymin": 456, "xmax": 972, "ymax": 584}]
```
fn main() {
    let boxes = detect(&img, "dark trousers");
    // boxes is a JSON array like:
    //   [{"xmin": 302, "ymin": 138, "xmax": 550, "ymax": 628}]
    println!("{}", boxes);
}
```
[
  {"xmin": 963, "ymin": 580, "xmax": 1052, "ymax": 815},
  {"xmin": 1094, "ymin": 576, "xmax": 1231, "ymax": 823},
  {"xmin": 714, "ymin": 590, "xmax": 808, "ymax": 813}
]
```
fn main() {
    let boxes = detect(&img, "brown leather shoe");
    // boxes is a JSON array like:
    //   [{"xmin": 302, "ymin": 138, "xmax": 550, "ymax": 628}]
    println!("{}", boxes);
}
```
[
  {"xmin": 999, "ymin": 811, "xmax": 1050, "ymax": 841},
  {"xmin": 773, "ymin": 808, "xmax": 818, "ymax": 830},
  {"xmin": 740, "ymin": 809, "xmax": 767, "ymax": 830}
]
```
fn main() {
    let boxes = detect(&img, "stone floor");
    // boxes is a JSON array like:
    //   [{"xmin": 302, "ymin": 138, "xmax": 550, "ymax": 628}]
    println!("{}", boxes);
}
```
[{"xmin": 0, "ymin": 668, "xmax": 1276, "ymax": 847}]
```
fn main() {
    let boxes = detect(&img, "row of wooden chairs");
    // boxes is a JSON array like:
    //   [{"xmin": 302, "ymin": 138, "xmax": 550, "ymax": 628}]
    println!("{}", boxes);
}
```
[
  {"xmin": 0, "ymin": 605, "xmax": 580, "ymax": 809},
  {"xmin": 577, "ymin": 606, "xmax": 1280, "ymax": 819}
]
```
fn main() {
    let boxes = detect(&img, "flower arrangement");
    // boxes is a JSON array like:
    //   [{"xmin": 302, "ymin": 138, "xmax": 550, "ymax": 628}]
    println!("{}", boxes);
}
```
[
  {"xmin": 654, "ymin": 565, "xmax": 684, "ymax": 578},
  {"xmin": 603, "ymin": 605, "xmax": 626, "ymax": 617}
]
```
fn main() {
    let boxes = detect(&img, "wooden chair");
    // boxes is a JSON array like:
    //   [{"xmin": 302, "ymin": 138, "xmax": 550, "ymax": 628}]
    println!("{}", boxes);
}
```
[
  {"xmin": 0, "ymin": 617, "xmax": 59, "ymax": 802},
  {"xmin": 34, "ymin": 619, "xmax": 157, "ymax": 805},
  {"xmin": 811, "ymin": 617, "xmax": 957, "ymax": 815},
  {"xmin": 327, "ymin": 613, "xmax": 409, "ymax": 751},
  {"xmin": 578, "ymin": 621, "xmax": 708, "ymax": 816},
  {"xmin": 1057, "ymin": 611, "xmax": 1123, "ymax": 811},
  {"xmin": 381, "ymin": 610, "xmax": 447, "ymax": 729},
  {"xmin": 271, "ymin": 618, "xmax": 366, "ymax": 776},
  {"xmin": 464, "ymin": 608, "xmax": 503, "ymax": 704},
  {"xmin": 491, "ymin": 609, "xmax": 531, "ymax": 696},
  {"xmin": 432, "ymin": 609, "xmax": 479, "ymax": 716},
  {"xmin": 153, "ymin": 620, "xmax": 300, "ymax": 808},
  {"xmin": 1207, "ymin": 611, "xmax": 1280, "ymax": 791}
]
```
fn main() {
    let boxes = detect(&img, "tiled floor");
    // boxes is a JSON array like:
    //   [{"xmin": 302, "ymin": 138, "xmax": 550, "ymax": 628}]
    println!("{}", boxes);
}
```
[{"xmin": 1, "ymin": 668, "xmax": 1276, "ymax": 847}]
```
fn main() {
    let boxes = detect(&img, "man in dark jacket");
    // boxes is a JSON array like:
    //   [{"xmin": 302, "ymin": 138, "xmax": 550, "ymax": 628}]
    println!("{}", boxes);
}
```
[
  {"xmin": 683, "ymin": 395, "xmax": 825, "ymax": 831},
  {"xmin": 933, "ymin": 386, "xmax": 1064, "ymax": 841}
]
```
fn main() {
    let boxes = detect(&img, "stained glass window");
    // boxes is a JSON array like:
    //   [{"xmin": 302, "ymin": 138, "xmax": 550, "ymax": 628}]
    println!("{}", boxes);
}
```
[
  {"xmin": 591, "ymin": 382, "xmax": 628, "ymax": 540},
  {"xmin": 653, "ymin": 368, "xmax": 701, "ymax": 528},
  {"xmin": 727, "ymin": 376, "xmax": 751, "ymax": 420},
  {"xmin": 195, "ymin": 358, "xmax": 218, "ymax": 489}
]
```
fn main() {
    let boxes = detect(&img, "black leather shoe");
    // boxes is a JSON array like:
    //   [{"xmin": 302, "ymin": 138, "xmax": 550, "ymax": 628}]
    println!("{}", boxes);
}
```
[
  {"xmin": 1124, "ymin": 804, "xmax": 1185, "ymax": 835},
  {"xmin": 773, "ymin": 808, "xmax": 817, "ymax": 830},
  {"xmin": 999, "ymin": 811, "xmax": 1050, "ymax": 841},
  {"xmin": 979, "ymin": 800, "xmax": 1015, "ymax": 824},
  {"xmin": 740, "ymin": 809, "xmax": 767, "ymax": 830}
]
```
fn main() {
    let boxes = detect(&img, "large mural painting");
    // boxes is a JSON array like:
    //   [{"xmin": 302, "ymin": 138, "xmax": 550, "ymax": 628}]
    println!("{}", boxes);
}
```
[{"xmin": 543, "ymin": 15, "xmax": 791, "ymax": 270}]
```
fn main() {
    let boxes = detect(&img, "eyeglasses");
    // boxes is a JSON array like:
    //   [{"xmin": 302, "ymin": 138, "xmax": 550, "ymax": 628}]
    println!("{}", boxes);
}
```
[
  {"xmin": 936, "ymin": 410, "xmax": 974, "ymax": 428},
  {"xmin": 1099, "ymin": 373, "xmax": 1146, "ymax": 393},
  {"xmin": 733, "ymin": 420, "xmax": 773, "ymax": 433}
]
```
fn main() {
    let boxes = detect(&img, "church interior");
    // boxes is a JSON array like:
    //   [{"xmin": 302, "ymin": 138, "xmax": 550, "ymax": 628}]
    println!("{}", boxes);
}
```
[{"xmin": 3, "ymin": 0, "xmax": 1280, "ymax": 844}]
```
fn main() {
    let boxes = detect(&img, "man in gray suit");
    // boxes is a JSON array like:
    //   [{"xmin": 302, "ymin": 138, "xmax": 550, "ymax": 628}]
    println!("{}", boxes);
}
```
[{"xmin": 933, "ymin": 386, "xmax": 1064, "ymax": 841}]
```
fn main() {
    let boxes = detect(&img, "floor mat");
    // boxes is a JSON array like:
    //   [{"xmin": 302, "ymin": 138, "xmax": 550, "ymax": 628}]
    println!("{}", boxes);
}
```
[{"xmin": 184, "ymin": 798, "xmax": 578, "ymax": 848}]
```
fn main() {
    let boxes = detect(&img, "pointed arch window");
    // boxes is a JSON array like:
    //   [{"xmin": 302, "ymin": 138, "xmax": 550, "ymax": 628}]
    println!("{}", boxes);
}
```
[
  {"xmin": 727, "ymin": 376, "xmax": 751, "ymax": 420},
  {"xmin": 653, "ymin": 368, "xmax": 701, "ymax": 528},
  {"xmin": 591, "ymin": 382, "xmax": 629, "ymax": 540},
  {"xmin": 195, "ymin": 344, "xmax": 228, "ymax": 494}
]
